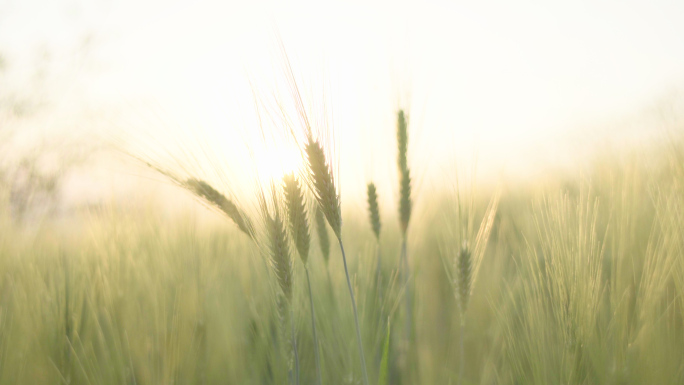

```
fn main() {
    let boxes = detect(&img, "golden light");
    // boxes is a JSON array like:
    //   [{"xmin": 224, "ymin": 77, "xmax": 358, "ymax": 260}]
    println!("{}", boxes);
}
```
[{"xmin": 253, "ymin": 140, "xmax": 304, "ymax": 185}]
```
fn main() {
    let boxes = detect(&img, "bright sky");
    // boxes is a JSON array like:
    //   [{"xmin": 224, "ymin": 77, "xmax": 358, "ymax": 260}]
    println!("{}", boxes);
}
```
[{"xmin": 2, "ymin": 0, "xmax": 684, "ymax": 202}]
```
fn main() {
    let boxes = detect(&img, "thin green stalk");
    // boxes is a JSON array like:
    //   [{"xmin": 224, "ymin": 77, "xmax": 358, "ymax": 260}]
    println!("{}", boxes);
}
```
[
  {"xmin": 305, "ymin": 267, "xmax": 323, "ymax": 385},
  {"xmin": 325, "ymin": 265, "xmax": 337, "ymax": 308},
  {"xmin": 458, "ymin": 319, "xmax": 465, "ymax": 385},
  {"xmin": 401, "ymin": 237, "xmax": 411, "ymax": 344},
  {"xmin": 375, "ymin": 244, "xmax": 383, "ymax": 302},
  {"xmin": 291, "ymin": 307, "xmax": 300, "ymax": 385},
  {"xmin": 338, "ymin": 238, "xmax": 369, "ymax": 385}
]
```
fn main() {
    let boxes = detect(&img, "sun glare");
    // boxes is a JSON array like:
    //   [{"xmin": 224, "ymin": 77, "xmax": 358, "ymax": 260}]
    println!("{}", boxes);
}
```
[{"xmin": 254, "ymin": 143, "xmax": 303, "ymax": 184}]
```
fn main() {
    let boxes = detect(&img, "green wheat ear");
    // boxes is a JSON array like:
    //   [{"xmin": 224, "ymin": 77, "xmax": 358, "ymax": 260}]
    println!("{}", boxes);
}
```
[
  {"xmin": 396, "ymin": 110, "xmax": 412, "ymax": 235},
  {"xmin": 268, "ymin": 209, "xmax": 294, "ymax": 302},
  {"xmin": 283, "ymin": 172, "xmax": 323, "ymax": 385},
  {"xmin": 257, "ymin": 184, "xmax": 300, "ymax": 384},
  {"xmin": 185, "ymin": 178, "xmax": 255, "ymax": 239},
  {"xmin": 399, "ymin": 168, "xmax": 412, "ymax": 235},
  {"xmin": 283, "ymin": 173, "xmax": 310, "ymax": 264},
  {"xmin": 455, "ymin": 243, "xmax": 472, "ymax": 314},
  {"xmin": 305, "ymin": 136, "xmax": 342, "ymax": 240},
  {"xmin": 397, "ymin": 109, "xmax": 408, "ymax": 172},
  {"xmin": 367, "ymin": 182, "xmax": 381, "ymax": 240}
]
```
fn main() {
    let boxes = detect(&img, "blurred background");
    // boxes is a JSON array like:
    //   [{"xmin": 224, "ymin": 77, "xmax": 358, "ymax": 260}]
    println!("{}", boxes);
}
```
[
  {"xmin": 2, "ymin": 0, "xmax": 684, "ymax": 222},
  {"xmin": 4, "ymin": 2, "xmax": 684, "ymax": 384}
]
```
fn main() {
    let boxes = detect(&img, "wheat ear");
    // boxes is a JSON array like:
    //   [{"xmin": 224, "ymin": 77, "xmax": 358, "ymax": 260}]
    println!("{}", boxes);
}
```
[
  {"xmin": 397, "ymin": 110, "xmax": 412, "ymax": 235},
  {"xmin": 396, "ymin": 109, "xmax": 413, "ymax": 355},
  {"xmin": 282, "ymin": 173, "xmax": 322, "ymax": 385},
  {"xmin": 367, "ymin": 182, "xmax": 383, "ymax": 299},
  {"xmin": 283, "ymin": 173, "xmax": 311, "ymax": 263},
  {"xmin": 305, "ymin": 137, "xmax": 342, "ymax": 239},
  {"xmin": 367, "ymin": 183, "xmax": 381, "ymax": 241},
  {"xmin": 258, "ymin": 187, "xmax": 298, "ymax": 384},
  {"xmin": 304, "ymin": 135, "xmax": 369, "ymax": 385},
  {"xmin": 184, "ymin": 178, "xmax": 255, "ymax": 239},
  {"xmin": 455, "ymin": 244, "xmax": 472, "ymax": 316}
]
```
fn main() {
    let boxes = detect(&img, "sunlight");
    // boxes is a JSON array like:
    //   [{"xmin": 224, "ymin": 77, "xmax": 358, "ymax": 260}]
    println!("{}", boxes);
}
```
[
  {"xmin": 253, "ymin": 142, "xmax": 304, "ymax": 185},
  {"xmin": 4, "ymin": 1, "xmax": 684, "ymax": 383}
]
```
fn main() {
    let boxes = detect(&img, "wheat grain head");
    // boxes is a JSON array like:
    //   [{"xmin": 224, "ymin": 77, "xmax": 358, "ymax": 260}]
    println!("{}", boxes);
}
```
[
  {"xmin": 367, "ymin": 182, "xmax": 381, "ymax": 241},
  {"xmin": 185, "ymin": 178, "xmax": 255, "ymax": 239},
  {"xmin": 283, "ymin": 173, "xmax": 310, "ymax": 264},
  {"xmin": 396, "ymin": 110, "xmax": 412, "ymax": 235},
  {"xmin": 305, "ymin": 136, "xmax": 342, "ymax": 240}
]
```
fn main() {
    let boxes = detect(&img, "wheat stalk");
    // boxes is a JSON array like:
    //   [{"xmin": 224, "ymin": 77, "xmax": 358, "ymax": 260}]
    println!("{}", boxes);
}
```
[
  {"xmin": 257, "ymin": 185, "xmax": 298, "ymax": 384},
  {"xmin": 441, "ymin": 190, "xmax": 500, "ymax": 385},
  {"xmin": 303, "ymin": 135, "xmax": 369, "ymax": 385},
  {"xmin": 396, "ymin": 109, "xmax": 414, "ymax": 362},
  {"xmin": 315, "ymin": 207, "xmax": 330, "ymax": 264},
  {"xmin": 315, "ymin": 205, "xmax": 338, "ymax": 315},
  {"xmin": 277, "ymin": 49, "xmax": 368, "ymax": 383},
  {"xmin": 282, "ymin": 173, "xmax": 322, "ymax": 385}
]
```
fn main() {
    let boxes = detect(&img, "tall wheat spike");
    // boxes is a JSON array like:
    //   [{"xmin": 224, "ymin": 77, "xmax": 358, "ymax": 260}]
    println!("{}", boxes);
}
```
[
  {"xmin": 399, "ymin": 169, "xmax": 412, "ymax": 235},
  {"xmin": 367, "ymin": 183, "xmax": 381, "ymax": 241},
  {"xmin": 455, "ymin": 244, "xmax": 472, "ymax": 316},
  {"xmin": 283, "ymin": 173, "xmax": 311, "ymax": 264},
  {"xmin": 396, "ymin": 109, "xmax": 414, "ymax": 365},
  {"xmin": 267, "ymin": 210, "xmax": 293, "ymax": 303},
  {"xmin": 258, "ymin": 186, "xmax": 298, "ymax": 384},
  {"xmin": 397, "ymin": 110, "xmax": 409, "ymax": 175},
  {"xmin": 305, "ymin": 137, "xmax": 342, "ymax": 239},
  {"xmin": 278, "ymin": 49, "xmax": 368, "ymax": 384},
  {"xmin": 367, "ymin": 182, "xmax": 383, "ymax": 300},
  {"xmin": 303, "ymin": 135, "xmax": 369, "ymax": 385},
  {"xmin": 441, "ymin": 190, "xmax": 499, "ymax": 385},
  {"xmin": 397, "ymin": 110, "xmax": 412, "ymax": 235},
  {"xmin": 282, "ymin": 173, "xmax": 322, "ymax": 385}
]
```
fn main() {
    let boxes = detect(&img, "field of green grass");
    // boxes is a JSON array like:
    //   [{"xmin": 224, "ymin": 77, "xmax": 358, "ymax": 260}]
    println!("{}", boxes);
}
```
[{"xmin": 1, "ymin": 125, "xmax": 683, "ymax": 385}]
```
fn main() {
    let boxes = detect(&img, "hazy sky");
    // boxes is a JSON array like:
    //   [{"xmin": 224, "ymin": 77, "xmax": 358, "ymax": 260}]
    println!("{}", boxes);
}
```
[{"xmin": 2, "ymin": 0, "xmax": 684, "ymax": 201}]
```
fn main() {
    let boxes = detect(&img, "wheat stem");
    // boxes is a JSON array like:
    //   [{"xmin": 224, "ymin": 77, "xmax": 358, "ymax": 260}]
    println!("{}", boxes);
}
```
[
  {"xmin": 315, "ymin": 208, "xmax": 330, "ymax": 264},
  {"xmin": 338, "ymin": 238, "xmax": 370, "ymax": 385},
  {"xmin": 375, "ymin": 244, "xmax": 383, "ymax": 302},
  {"xmin": 458, "ymin": 319, "xmax": 465, "ymax": 385},
  {"xmin": 396, "ymin": 110, "xmax": 413, "ymax": 375},
  {"xmin": 291, "ymin": 307, "xmax": 300, "ymax": 385},
  {"xmin": 305, "ymin": 267, "xmax": 323, "ymax": 385},
  {"xmin": 401, "ymin": 237, "xmax": 411, "ymax": 343}
]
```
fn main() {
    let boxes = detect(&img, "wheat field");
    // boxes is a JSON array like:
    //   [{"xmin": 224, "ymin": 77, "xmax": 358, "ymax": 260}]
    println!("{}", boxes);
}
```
[
  {"xmin": 1, "ymin": 101, "xmax": 684, "ymax": 385},
  {"xmin": 4, "ymin": 0, "xmax": 684, "ymax": 382}
]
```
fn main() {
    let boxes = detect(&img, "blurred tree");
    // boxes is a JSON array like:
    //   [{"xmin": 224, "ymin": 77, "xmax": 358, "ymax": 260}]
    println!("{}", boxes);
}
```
[{"xmin": 0, "ymin": 46, "xmax": 93, "ymax": 225}]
